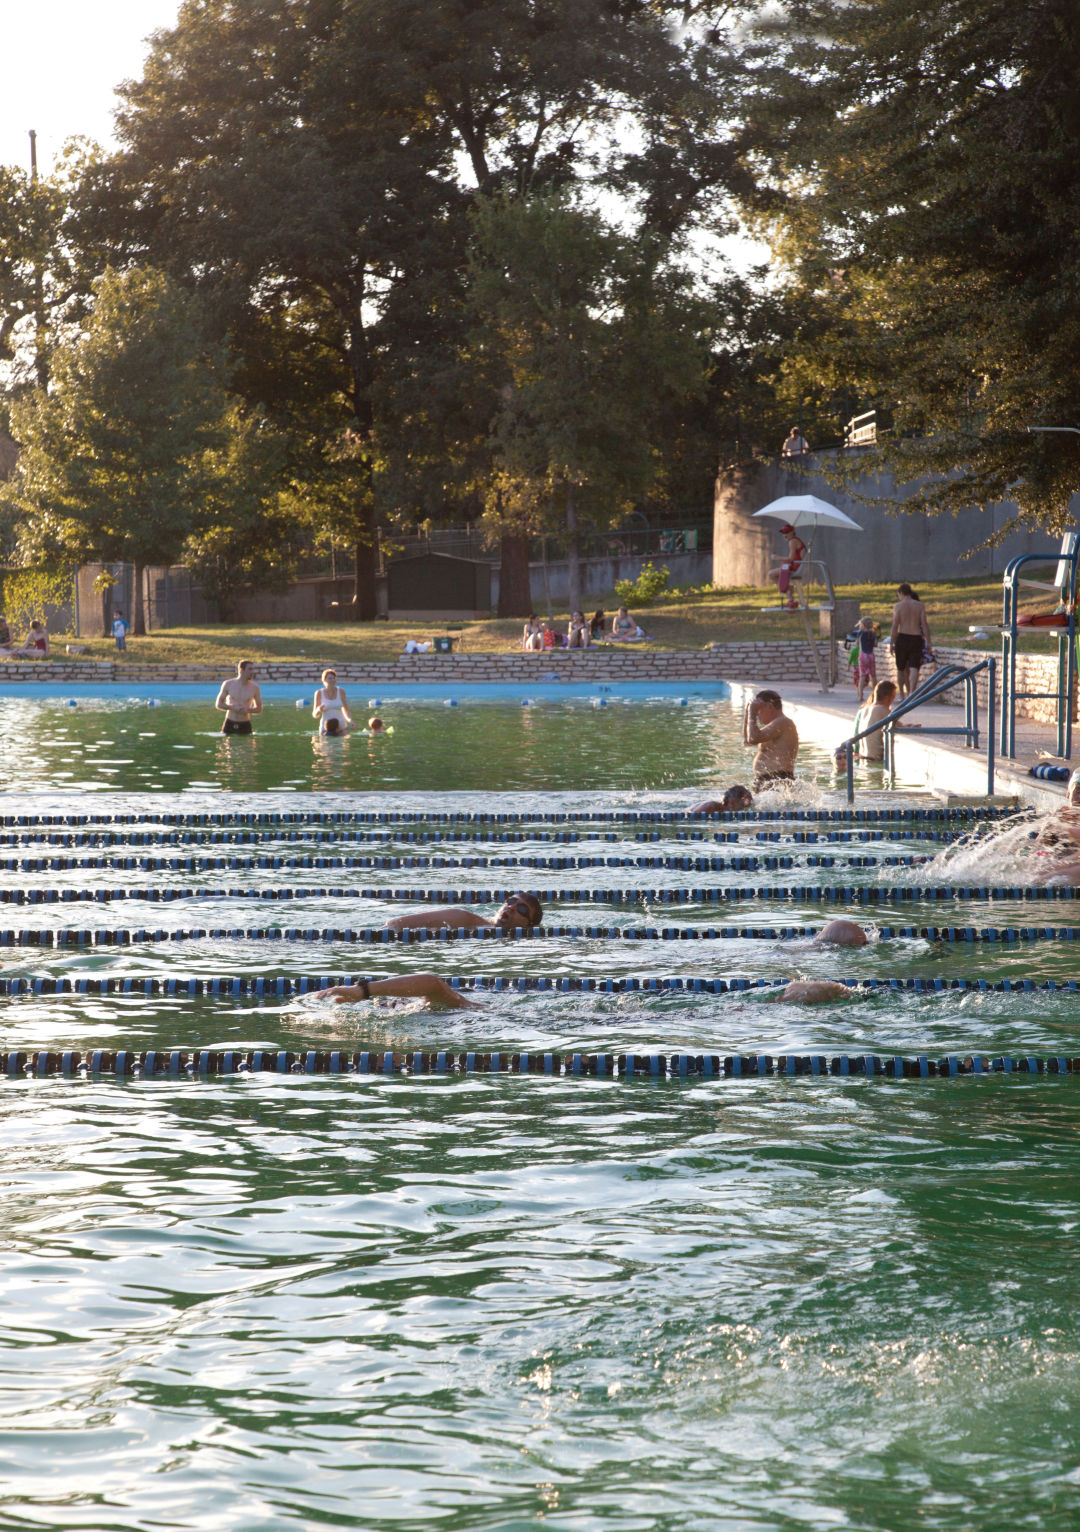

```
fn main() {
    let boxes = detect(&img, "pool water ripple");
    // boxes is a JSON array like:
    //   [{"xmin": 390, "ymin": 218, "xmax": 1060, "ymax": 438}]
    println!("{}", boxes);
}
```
[{"xmin": 2, "ymin": 1082, "xmax": 1080, "ymax": 1528}]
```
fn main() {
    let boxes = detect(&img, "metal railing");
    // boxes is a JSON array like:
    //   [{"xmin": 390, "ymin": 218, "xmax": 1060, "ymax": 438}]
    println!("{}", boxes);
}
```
[
  {"xmin": 837, "ymin": 658, "xmax": 997, "ymax": 804},
  {"xmin": 1000, "ymin": 543, "xmax": 1079, "ymax": 759}
]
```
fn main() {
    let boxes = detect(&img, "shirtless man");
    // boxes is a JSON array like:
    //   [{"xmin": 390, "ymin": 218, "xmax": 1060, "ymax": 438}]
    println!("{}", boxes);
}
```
[
  {"xmin": 214, "ymin": 659, "xmax": 262, "ymax": 735},
  {"xmin": 890, "ymin": 583, "xmax": 931, "ymax": 697},
  {"xmin": 743, "ymin": 690, "xmax": 799, "ymax": 791},
  {"xmin": 384, "ymin": 892, "xmax": 543, "ymax": 933}
]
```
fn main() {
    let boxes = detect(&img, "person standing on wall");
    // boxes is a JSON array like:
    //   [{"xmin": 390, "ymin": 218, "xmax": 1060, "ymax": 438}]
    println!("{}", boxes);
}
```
[{"xmin": 890, "ymin": 583, "xmax": 932, "ymax": 697}]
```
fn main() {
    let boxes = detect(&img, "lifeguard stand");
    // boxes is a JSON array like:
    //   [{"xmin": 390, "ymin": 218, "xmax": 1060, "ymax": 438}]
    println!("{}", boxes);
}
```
[
  {"xmin": 994, "ymin": 532, "xmax": 1080, "ymax": 758},
  {"xmin": 759, "ymin": 543, "xmax": 839, "ymax": 692}
]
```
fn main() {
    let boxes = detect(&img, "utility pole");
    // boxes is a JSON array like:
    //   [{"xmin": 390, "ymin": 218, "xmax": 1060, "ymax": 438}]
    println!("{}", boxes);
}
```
[{"xmin": 28, "ymin": 130, "xmax": 48, "ymax": 391}]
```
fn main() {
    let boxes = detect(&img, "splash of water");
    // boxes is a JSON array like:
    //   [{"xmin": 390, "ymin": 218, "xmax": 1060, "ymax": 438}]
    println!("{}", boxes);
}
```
[{"xmin": 915, "ymin": 810, "xmax": 1051, "ymax": 885}]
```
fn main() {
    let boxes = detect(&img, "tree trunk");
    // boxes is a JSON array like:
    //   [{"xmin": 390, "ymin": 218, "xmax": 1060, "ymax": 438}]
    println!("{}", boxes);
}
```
[
  {"xmin": 352, "ymin": 520, "xmax": 378, "ymax": 621},
  {"xmin": 497, "ymin": 534, "xmax": 532, "ymax": 617},
  {"xmin": 566, "ymin": 480, "xmax": 582, "ymax": 617},
  {"xmin": 132, "ymin": 565, "xmax": 146, "ymax": 636}
]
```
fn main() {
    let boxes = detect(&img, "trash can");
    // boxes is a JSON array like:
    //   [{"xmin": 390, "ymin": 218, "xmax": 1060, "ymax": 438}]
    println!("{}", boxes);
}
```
[{"xmin": 432, "ymin": 635, "xmax": 455, "ymax": 654}]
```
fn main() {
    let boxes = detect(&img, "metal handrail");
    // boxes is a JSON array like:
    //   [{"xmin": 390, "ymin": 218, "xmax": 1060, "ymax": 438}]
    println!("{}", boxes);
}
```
[
  {"xmin": 1000, "ymin": 543, "xmax": 1079, "ymax": 759},
  {"xmin": 838, "ymin": 658, "xmax": 997, "ymax": 804}
]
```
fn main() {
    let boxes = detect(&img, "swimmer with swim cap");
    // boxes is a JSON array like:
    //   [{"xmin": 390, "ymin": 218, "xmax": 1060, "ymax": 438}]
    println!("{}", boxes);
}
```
[{"xmin": 814, "ymin": 918, "xmax": 869, "ymax": 948}]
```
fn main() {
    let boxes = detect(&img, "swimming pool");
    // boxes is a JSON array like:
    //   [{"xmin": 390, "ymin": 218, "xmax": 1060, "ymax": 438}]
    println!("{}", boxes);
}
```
[
  {"xmin": 1, "ymin": 710, "xmax": 1078, "ymax": 1528},
  {"xmin": 0, "ymin": 691, "xmax": 849, "ymax": 794}
]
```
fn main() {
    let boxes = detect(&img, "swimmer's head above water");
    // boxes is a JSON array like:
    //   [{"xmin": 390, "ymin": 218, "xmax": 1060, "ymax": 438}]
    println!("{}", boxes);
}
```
[
  {"xmin": 1067, "ymin": 769, "xmax": 1080, "ymax": 806},
  {"xmin": 495, "ymin": 891, "xmax": 543, "ymax": 929},
  {"xmin": 816, "ymin": 918, "xmax": 869, "ymax": 948}
]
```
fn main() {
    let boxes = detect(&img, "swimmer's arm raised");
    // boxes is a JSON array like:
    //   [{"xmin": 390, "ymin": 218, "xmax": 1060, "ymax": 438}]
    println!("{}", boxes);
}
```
[{"xmin": 323, "ymin": 973, "xmax": 482, "ymax": 1008}]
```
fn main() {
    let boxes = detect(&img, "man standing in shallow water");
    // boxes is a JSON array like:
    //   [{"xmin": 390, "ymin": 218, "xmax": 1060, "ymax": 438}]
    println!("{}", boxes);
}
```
[
  {"xmin": 743, "ymin": 690, "xmax": 799, "ymax": 791},
  {"xmin": 215, "ymin": 659, "xmax": 262, "ymax": 735}
]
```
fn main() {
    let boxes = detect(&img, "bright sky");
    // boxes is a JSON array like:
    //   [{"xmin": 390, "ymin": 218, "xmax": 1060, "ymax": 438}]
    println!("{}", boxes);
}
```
[{"xmin": 1, "ymin": 0, "xmax": 181, "ymax": 174}]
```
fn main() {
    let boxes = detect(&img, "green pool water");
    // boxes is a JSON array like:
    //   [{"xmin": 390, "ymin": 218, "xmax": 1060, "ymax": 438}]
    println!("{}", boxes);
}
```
[
  {"xmin": 0, "ymin": 699, "xmax": 1078, "ymax": 1529},
  {"xmin": 0, "ymin": 695, "xmax": 840, "ymax": 795}
]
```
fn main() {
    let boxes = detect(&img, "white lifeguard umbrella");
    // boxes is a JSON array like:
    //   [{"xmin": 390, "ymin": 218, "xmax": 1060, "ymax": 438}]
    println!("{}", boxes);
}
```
[{"xmin": 752, "ymin": 494, "xmax": 863, "ymax": 532}]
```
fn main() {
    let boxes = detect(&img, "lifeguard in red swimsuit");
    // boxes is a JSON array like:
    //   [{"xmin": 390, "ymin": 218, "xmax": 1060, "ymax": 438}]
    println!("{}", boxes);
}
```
[{"xmin": 768, "ymin": 523, "xmax": 807, "ymax": 609}]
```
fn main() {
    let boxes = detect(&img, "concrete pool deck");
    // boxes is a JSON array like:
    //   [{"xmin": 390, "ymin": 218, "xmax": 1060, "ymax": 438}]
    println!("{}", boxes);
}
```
[{"xmin": 727, "ymin": 678, "xmax": 1071, "ymax": 808}]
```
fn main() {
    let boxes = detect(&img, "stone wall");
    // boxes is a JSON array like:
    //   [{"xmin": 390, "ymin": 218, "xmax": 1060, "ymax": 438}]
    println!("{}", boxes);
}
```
[{"xmin": 0, "ymin": 643, "xmax": 1065, "ymax": 726}]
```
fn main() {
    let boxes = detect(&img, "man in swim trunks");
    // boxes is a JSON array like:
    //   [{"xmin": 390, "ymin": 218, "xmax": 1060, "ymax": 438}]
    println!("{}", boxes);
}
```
[
  {"xmin": 743, "ymin": 690, "xmax": 799, "ymax": 791},
  {"xmin": 215, "ymin": 659, "xmax": 262, "ymax": 735},
  {"xmin": 384, "ymin": 892, "xmax": 543, "ymax": 933},
  {"xmin": 890, "ymin": 583, "xmax": 932, "ymax": 697}
]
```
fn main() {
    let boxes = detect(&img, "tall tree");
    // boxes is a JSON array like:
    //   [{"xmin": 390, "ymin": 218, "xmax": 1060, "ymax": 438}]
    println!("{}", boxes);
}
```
[
  {"xmin": 468, "ymin": 192, "xmax": 706, "ymax": 614},
  {"xmin": 80, "ymin": 0, "xmax": 752, "ymax": 614},
  {"xmin": 3, "ymin": 267, "xmax": 229, "ymax": 632},
  {"xmin": 744, "ymin": 0, "xmax": 1080, "ymax": 531}
]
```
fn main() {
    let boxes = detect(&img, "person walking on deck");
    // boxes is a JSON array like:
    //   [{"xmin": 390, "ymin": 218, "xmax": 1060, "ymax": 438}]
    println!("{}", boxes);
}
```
[{"xmin": 890, "ymin": 584, "xmax": 931, "ymax": 697}]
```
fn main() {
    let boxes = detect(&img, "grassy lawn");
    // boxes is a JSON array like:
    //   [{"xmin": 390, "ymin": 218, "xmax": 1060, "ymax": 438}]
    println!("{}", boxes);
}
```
[{"xmin": 45, "ymin": 575, "xmax": 1050, "ymax": 664}]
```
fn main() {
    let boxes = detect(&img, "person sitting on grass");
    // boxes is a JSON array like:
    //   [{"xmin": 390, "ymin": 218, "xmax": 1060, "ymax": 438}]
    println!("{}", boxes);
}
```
[
  {"xmin": 522, "ymin": 616, "xmax": 544, "ymax": 651},
  {"xmin": 567, "ymin": 611, "xmax": 592, "ymax": 648},
  {"xmin": 689, "ymin": 785, "xmax": 754, "ymax": 815},
  {"xmin": 383, "ymin": 891, "xmax": 543, "ymax": 933},
  {"xmin": 14, "ymin": 619, "xmax": 48, "ymax": 659},
  {"xmin": 610, "ymin": 605, "xmax": 647, "ymax": 642}
]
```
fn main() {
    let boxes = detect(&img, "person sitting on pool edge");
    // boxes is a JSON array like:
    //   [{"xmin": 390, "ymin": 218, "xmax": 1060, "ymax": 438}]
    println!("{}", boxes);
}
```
[
  {"xmin": 383, "ymin": 891, "xmax": 543, "ymax": 933},
  {"xmin": 689, "ymin": 785, "xmax": 754, "ymax": 815},
  {"xmin": 743, "ymin": 690, "xmax": 799, "ymax": 791}
]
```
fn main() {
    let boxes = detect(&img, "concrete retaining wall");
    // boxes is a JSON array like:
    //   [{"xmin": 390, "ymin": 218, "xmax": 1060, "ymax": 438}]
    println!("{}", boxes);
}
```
[
  {"xmin": 0, "ymin": 644, "xmax": 1064, "ymax": 726},
  {"xmin": 714, "ymin": 455, "xmax": 1079, "ymax": 587}
]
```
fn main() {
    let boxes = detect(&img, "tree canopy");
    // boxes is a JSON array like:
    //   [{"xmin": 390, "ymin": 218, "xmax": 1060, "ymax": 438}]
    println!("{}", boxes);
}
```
[{"xmin": 744, "ymin": 0, "xmax": 1080, "ymax": 529}]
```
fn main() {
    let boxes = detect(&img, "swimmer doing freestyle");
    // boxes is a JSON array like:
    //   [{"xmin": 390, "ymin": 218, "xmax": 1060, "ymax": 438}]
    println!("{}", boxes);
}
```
[
  {"xmin": 320, "ymin": 894, "xmax": 543, "ymax": 1004},
  {"xmin": 318, "ymin": 915, "xmax": 866, "ymax": 1010}
]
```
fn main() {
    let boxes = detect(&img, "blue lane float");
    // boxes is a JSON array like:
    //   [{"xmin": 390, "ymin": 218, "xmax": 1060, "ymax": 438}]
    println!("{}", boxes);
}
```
[
  {"xmin": 0, "ymin": 807, "xmax": 1020, "ymax": 827},
  {"xmin": 0, "ymin": 851, "xmax": 944, "ymax": 874},
  {"xmin": 2, "ymin": 920, "xmax": 1078, "ymax": 947},
  {"xmin": 1, "ymin": 1047, "xmax": 1075, "ymax": 1080},
  {"xmin": 0, "ymin": 827, "xmax": 983, "ymax": 847},
  {"xmin": 2, "ymin": 972, "xmax": 1079, "ymax": 996}
]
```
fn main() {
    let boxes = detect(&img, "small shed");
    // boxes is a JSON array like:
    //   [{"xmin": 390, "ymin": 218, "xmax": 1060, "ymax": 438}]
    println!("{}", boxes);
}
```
[{"xmin": 386, "ymin": 552, "xmax": 492, "ymax": 619}]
